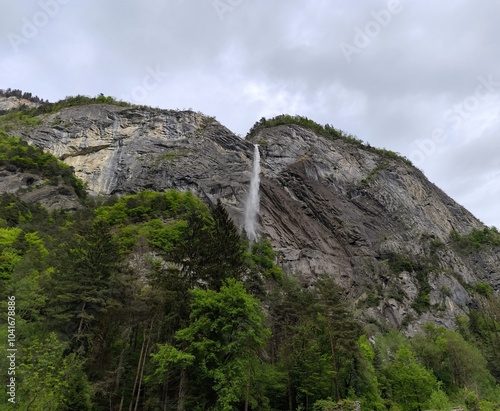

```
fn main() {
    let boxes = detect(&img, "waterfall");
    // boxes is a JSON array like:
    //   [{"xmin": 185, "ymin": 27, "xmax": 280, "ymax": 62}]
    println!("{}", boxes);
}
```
[{"xmin": 244, "ymin": 144, "xmax": 261, "ymax": 244}]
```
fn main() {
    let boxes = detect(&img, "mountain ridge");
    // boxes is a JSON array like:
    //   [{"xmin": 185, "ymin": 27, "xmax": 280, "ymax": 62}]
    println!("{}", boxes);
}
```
[{"xmin": 1, "ymin": 93, "xmax": 499, "ymax": 334}]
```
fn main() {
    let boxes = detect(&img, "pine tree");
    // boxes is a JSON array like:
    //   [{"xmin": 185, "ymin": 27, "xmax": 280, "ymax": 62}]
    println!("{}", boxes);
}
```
[
  {"xmin": 45, "ymin": 221, "xmax": 124, "ymax": 354},
  {"xmin": 169, "ymin": 200, "xmax": 245, "ymax": 290}
]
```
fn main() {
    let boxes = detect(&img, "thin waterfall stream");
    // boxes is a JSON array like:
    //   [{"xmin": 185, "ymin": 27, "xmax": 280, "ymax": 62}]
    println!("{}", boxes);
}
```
[{"xmin": 244, "ymin": 144, "xmax": 260, "ymax": 244}]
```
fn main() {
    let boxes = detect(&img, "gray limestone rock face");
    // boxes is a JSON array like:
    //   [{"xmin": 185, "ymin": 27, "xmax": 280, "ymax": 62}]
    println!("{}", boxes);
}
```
[
  {"xmin": 6, "ymin": 103, "xmax": 500, "ymax": 333},
  {"xmin": 0, "ymin": 96, "xmax": 41, "ymax": 112},
  {"xmin": 0, "ymin": 168, "xmax": 81, "ymax": 212}
]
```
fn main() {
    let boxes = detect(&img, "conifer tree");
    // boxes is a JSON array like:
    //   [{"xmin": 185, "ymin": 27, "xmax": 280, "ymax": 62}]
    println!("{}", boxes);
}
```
[{"xmin": 45, "ymin": 220, "xmax": 124, "ymax": 354}]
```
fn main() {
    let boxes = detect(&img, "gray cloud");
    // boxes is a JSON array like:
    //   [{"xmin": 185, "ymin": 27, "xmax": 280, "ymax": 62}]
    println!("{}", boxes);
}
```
[{"xmin": 1, "ymin": 0, "xmax": 499, "ymax": 227}]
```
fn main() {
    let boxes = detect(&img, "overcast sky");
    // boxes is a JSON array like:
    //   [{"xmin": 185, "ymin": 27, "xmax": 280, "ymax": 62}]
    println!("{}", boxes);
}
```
[{"xmin": 1, "ymin": 0, "xmax": 499, "ymax": 228}]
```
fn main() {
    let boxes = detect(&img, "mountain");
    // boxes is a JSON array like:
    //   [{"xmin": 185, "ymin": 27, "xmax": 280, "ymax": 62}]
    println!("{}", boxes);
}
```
[{"xmin": 1, "ymin": 94, "xmax": 499, "ymax": 334}]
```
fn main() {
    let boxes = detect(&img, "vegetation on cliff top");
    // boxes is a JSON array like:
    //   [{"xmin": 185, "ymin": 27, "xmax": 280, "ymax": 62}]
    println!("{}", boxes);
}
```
[
  {"xmin": 451, "ymin": 226, "xmax": 500, "ymax": 252},
  {"xmin": 0, "ymin": 94, "xmax": 133, "ymax": 131},
  {"xmin": 1, "ymin": 90, "xmax": 415, "ymax": 175},
  {"xmin": 0, "ymin": 88, "xmax": 47, "ymax": 104},
  {"xmin": 247, "ymin": 114, "xmax": 413, "ymax": 166},
  {"xmin": 0, "ymin": 91, "xmax": 209, "ymax": 133},
  {"xmin": 2, "ymin": 90, "xmax": 413, "ymax": 169}
]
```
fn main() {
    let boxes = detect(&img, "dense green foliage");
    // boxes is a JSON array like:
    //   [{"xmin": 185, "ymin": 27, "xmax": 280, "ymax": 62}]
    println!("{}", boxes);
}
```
[
  {"xmin": 0, "ymin": 130, "xmax": 86, "ymax": 198},
  {"xmin": 412, "ymin": 324, "xmax": 496, "ymax": 397},
  {"xmin": 451, "ymin": 227, "xmax": 500, "ymax": 251},
  {"xmin": 0, "ymin": 147, "xmax": 499, "ymax": 410},
  {"xmin": 461, "ymin": 294, "xmax": 500, "ymax": 383},
  {"xmin": 247, "ymin": 115, "xmax": 413, "ymax": 166},
  {"xmin": 0, "ymin": 110, "xmax": 43, "ymax": 129}
]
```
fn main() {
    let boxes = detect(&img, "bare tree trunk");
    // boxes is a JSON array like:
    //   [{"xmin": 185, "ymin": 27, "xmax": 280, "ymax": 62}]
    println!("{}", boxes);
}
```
[
  {"xmin": 134, "ymin": 319, "xmax": 154, "ymax": 411},
  {"xmin": 115, "ymin": 327, "xmax": 132, "ymax": 393},
  {"xmin": 244, "ymin": 364, "xmax": 251, "ymax": 411},
  {"xmin": 177, "ymin": 369, "xmax": 187, "ymax": 411},
  {"xmin": 329, "ymin": 328, "xmax": 341, "ymax": 401},
  {"xmin": 77, "ymin": 301, "xmax": 87, "ymax": 335},
  {"xmin": 287, "ymin": 365, "xmax": 294, "ymax": 411},
  {"xmin": 129, "ymin": 327, "xmax": 147, "ymax": 411},
  {"xmin": 162, "ymin": 379, "xmax": 169, "ymax": 411}
]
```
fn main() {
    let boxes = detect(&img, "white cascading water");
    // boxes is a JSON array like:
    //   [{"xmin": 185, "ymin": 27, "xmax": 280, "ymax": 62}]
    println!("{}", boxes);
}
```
[{"xmin": 244, "ymin": 144, "xmax": 261, "ymax": 244}]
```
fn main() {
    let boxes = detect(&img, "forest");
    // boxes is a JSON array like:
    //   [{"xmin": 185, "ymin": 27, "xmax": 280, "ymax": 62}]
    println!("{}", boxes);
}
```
[{"xmin": 1, "ymin": 131, "xmax": 500, "ymax": 410}]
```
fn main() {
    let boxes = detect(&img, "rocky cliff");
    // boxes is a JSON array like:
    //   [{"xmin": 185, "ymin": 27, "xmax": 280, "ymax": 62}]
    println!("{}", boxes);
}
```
[
  {"xmin": 0, "ymin": 95, "xmax": 41, "ymax": 112},
  {"xmin": 2, "ymin": 98, "xmax": 499, "ymax": 334},
  {"xmin": 0, "ymin": 167, "xmax": 81, "ymax": 211}
]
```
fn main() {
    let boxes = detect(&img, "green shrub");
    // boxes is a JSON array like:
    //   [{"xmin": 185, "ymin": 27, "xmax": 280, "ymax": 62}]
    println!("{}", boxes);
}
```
[
  {"xmin": 463, "ymin": 388, "xmax": 481, "ymax": 411},
  {"xmin": 428, "ymin": 389, "xmax": 452, "ymax": 410},
  {"xmin": 384, "ymin": 252, "xmax": 418, "ymax": 274},
  {"xmin": 0, "ymin": 130, "xmax": 86, "ymax": 198},
  {"xmin": 451, "ymin": 227, "xmax": 500, "ymax": 251},
  {"xmin": 475, "ymin": 282, "xmax": 494, "ymax": 297},
  {"xmin": 249, "ymin": 238, "xmax": 284, "ymax": 280},
  {"xmin": 312, "ymin": 399, "xmax": 360, "ymax": 411},
  {"xmin": 0, "ymin": 110, "xmax": 42, "ymax": 130},
  {"xmin": 0, "ymin": 227, "xmax": 22, "ymax": 247},
  {"xmin": 94, "ymin": 190, "xmax": 207, "ymax": 226},
  {"xmin": 359, "ymin": 161, "xmax": 389, "ymax": 185},
  {"xmin": 383, "ymin": 252, "xmax": 432, "ymax": 314}
]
